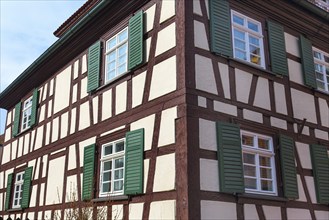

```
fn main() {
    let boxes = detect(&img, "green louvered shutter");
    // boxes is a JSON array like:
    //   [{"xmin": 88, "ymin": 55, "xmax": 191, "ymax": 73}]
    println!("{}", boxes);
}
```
[
  {"xmin": 82, "ymin": 144, "xmax": 95, "ymax": 200},
  {"xmin": 87, "ymin": 41, "xmax": 101, "ymax": 92},
  {"xmin": 21, "ymin": 167, "xmax": 33, "ymax": 208},
  {"xmin": 310, "ymin": 144, "xmax": 329, "ymax": 204},
  {"xmin": 299, "ymin": 35, "xmax": 317, "ymax": 88},
  {"xmin": 128, "ymin": 11, "xmax": 144, "ymax": 70},
  {"xmin": 267, "ymin": 21, "xmax": 288, "ymax": 76},
  {"xmin": 279, "ymin": 135, "xmax": 298, "ymax": 199},
  {"xmin": 29, "ymin": 89, "xmax": 39, "ymax": 127},
  {"xmin": 209, "ymin": 0, "xmax": 232, "ymax": 57},
  {"xmin": 12, "ymin": 102, "xmax": 22, "ymax": 137},
  {"xmin": 216, "ymin": 122, "xmax": 244, "ymax": 193},
  {"xmin": 124, "ymin": 129, "xmax": 144, "ymax": 195},
  {"xmin": 5, "ymin": 173, "xmax": 13, "ymax": 211}
]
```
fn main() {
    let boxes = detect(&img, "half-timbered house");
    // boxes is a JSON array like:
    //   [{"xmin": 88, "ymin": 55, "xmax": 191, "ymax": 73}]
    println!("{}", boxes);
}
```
[{"xmin": 0, "ymin": 0, "xmax": 328, "ymax": 219}]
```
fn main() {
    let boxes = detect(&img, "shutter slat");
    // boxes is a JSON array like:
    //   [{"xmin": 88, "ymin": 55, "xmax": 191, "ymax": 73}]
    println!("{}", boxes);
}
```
[
  {"xmin": 209, "ymin": 0, "xmax": 232, "ymax": 57},
  {"xmin": 267, "ymin": 21, "xmax": 288, "ymax": 76},
  {"xmin": 12, "ymin": 102, "xmax": 22, "ymax": 137},
  {"xmin": 128, "ymin": 11, "xmax": 144, "ymax": 70},
  {"xmin": 29, "ymin": 89, "xmax": 39, "ymax": 127},
  {"xmin": 124, "ymin": 129, "xmax": 144, "ymax": 195},
  {"xmin": 82, "ymin": 144, "xmax": 95, "ymax": 200},
  {"xmin": 280, "ymin": 135, "xmax": 299, "ymax": 199},
  {"xmin": 299, "ymin": 35, "xmax": 317, "ymax": 88},
  {"xmin": 310, "ymin": 144, "xmax": 329, "ymax": 204},
  {"xmin": 87, "ymin": 41, "xmax": 101, "ymax": 92},
  {"xmin": 5, "ymin": 173, "xmax": 13, "ymax": 211},
  {"xmin": 216, "ymin": 122, "xmax": 244, "ymax": 194},
  {"xmin": 21, "ymin": 167, "xmax": 33, "ymax": 208}
]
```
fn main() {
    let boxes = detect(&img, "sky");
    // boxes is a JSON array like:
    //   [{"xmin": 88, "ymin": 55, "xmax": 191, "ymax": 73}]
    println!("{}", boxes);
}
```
[{"xmin": 0, "ymin": 0, "xmax": 86, "ymax": 135}]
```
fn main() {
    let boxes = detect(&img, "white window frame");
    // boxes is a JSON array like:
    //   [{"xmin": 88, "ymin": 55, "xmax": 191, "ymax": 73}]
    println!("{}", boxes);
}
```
[
  {"xmin": 313, "ymin": 47, "xmax": 329, "ymax": 93},
  {"xmin": 231, "ymin": 10, "xmax": 265, "ymax": 68},
  {"xmin": 12, "ymin": 172, "xmax": 24, "ymax": 209},
  {"xmin": 241, "ymin": 131, "xmax": 277, "ymax": 196},
  {"xmin": 99, "ymin": 139, "xmax": 125, "ymax": 197},
  {"xmin": 105, "ymin": 28, "xmax": 129, "ymax": 83},
  {"xmin": 21, "ymin": 96, "xmax": 33, "ymax": 132}
]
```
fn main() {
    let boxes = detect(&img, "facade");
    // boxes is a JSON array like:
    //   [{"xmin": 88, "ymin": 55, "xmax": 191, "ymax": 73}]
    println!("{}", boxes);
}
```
[{"xmin": 0, "ymin": 0, "xmax": 328, "ymax": 219}]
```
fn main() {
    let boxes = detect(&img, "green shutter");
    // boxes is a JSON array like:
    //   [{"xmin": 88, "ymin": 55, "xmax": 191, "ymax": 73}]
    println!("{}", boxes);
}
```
[
  {"xmin": 267, "ymin": 21, "xmax": 288, "ymax": 76},
  {"xmin": 29, "ymin": 89, "xmax": 39, "ymax": 127},
  {"xmin": 299, "ymin": 35, "xmax": 317, "ymax": 88},
  {"xmin": 87, "ymin": 41, "xmax": 101, "ymax": 92},
  {"xmin": 12, "ymin": 102, "xmax": 22, "ymax": 137},
  {"xmin": 128, "ymin": 11, "xmax": 144, "ymax": 70},
  {"xmin": 216, "ymin": 122, "xmax": 244, "ymax": 193},
  {"xmin": 124, "ymin": 129, "xmax": 144, "ymax": 195},
  {"xmin": 5, "ymin": 173, "xmax": 13, "ymax": 211},
  {"xmin": 209, "ymin": 0, "xmax": 232, "ymax": 57},
  {"xmin": 279, "ymin": 135, "xmax": 298, "ymax": 199},
  {"xmin": 82, "ymin": 144, "xmax": 95, "ymax": 200},
  {"xmin": 310, "ymin": 144, "xmax": 329, "ymax": 204},
  {"xmin": 21, "ymin": 167, "xmax": 33, "ymax": 208}
]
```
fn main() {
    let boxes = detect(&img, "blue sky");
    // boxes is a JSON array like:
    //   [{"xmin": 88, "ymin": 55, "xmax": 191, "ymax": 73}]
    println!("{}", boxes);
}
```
[{"xmin": 0, "ymin": 0, "xmax": 86, "ymax": 134}]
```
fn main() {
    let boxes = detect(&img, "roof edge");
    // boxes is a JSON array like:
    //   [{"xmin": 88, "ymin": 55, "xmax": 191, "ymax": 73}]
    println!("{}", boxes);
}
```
[{"xmin": 291, "ymin": 0, "xmax": 329, "ymax": 22}]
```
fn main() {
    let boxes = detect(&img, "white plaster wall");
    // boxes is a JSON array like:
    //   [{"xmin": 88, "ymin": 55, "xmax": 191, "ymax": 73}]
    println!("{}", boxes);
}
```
[
  {"xmin": 45, "ymin": 122, "xmax": 51, "ymax": 146},
  {"xmin": 11, "ymin": 141, "xmax": 17, "ymax": 160},
  {"xmin": 52, "ymin": 117, "xmax": 59, "ymax": 143},
  {"xmin": 149, "ymin": 200, "xmax": 176, "ymax": 220},
  {"xmin": 79, "ymin": 101, "xmax": 90, "ymax": 131},
  {"xmin": 4, "ymin": 168, "xmax": 14, "ymax": 186},
  {"xmin": 72, "ymin": 84, "xmax": 78, "ymax": 103},
  {"xmin": 194, "ymin": 20, "xmax": 209, "ymax": 50},
  {"xmin": 199, "ymin": 118, "xmax": 217, "ymax": 151},
  {"xmin": 79, "ymin": 137, "xmax": 96, "ymax": 167},
  {"xmin": 296, "ymin": 142, "xmax": 312, "ymax": 169},
  {"xmin": 29, "ymin": 185, "xmax": 38, "ymax": 207},
  {"xmin": 262, "ymin": 206, "xmax": 281, "ymax": 220},
  {"xmin": 68, "ymin": 144, "xmax": 77, "ymax": 170},
  {"xmin": 214, "ymin": 101, "xmax": 237, "ymax": 116},
  {"xmin": 144, "ymin": 159, "xmax": 150, "ymax": 194},
  {"xmin": 153, "ymin": 153, "xmax": 175, "ymax": 192},
  {"xmin": 293, "ymin": 123, "xmax": 310, "ymax": 136},
  {"xmin": 296, "ymin": 175, "xmax": 307, "ymax": 202},
  {"xmin": 129, "ymin": 203, "xmax": 144, "ymax": 220},
  {"xmin": 158, "ymin": 107, "xmax": 177, "ymax": 147},
  {"xmin": 42, "ymin": 155, "xmax": 48, "ymax": 178},
  {"xmin": 115, "ymin": 81, "xmax": 127, "ymax": 115},
  {"xmin": 0, "ymin": 193, "xmax": 2, "ymax": 211},
  {"xmin": 30, "ymin": 130, "xmax": 36, "ymax": 151},
  {"xmin": 236, "ymin": 69, "xmax": 252, "ymax": 103},
  {"xmin": 132, "ymin": 71, "xmax": 146, "ymax": 108},
  {"xmin": 288, "ymin": 59, "xmax": 304, "ymax": 85},
  {"xmin": 244, "ymin": 204, "xmax": 259, "ymax": 220},
  {"xmin": 274, "ymin": 82, "xmax": 288, "ymax": 115},
  {"xmin": 70, "ymin": 107, "xmax": 77, "ymax": 135},
  {"xmin": 54, "ymin": 66, "xmax": 71, "ymax": 114},
  {"xmin": 93, "ymin": 96, "xmax": 98, "ymax": 124},
  {"xmin": 243, "ymin": 109, "xmax": 263, "ymax": 123},
  {"xmin": 291, "ymin": 89, "xmax": 317, "ymax": 123},
  {"xmin": 318, "ymin": 98, "xmax": 329, "ymax": 127},
  {"xmin": 271, "ymin": 117, "xmax": 287, "ymax": 130},
  {"xmin": 160, "ymin": 0, "xmax": 175, "ymax": 23},
  {"xmin": 314, "ymin": 129, "xmax": 328, "ymax": 140},
  {"xmin": 39, "ymin": 87, "xmax": 43, "ymax": 103},
  {"xmin": 0, "ymin": 171, "xmax": 3, "ymax": 188},
  {"xmin": 156, "ymin": 23, "xmax": 176, "ymax": 56},
  {"xmin": 17, "ymin": 136, "xmax": 23, "ymax": 158},
  {"xmin": 149, "ymin": 56, "xmax": 177, "ymax": 100},
  {"xmin": 102, "ymin": 89, "xmax": 112, "ymax": 121},
  {"xmin": 42, "ymin": 83, "xmax": 48, "ymax": 101},
  {"xmin": 145, "ymin": 4, "xmax": 155, "ymax": 33},
  {"xmin": 49, "ymin": 79, "xmax": 54, "ymax": 96},
  {"xmin": 39, "ymin": 104, "xmax": 45, "ymax": 123},
  {"xmin": 254, "ymin": 77, "xmax": 271, "ymax": 110},
  {"xmin": 73, "ymin": 59, "xmax": 79, "ymax": 79},
  {"xmin": 35, "ymin": 125, "xmax": 44, "ymax": 150},
  {"xmin": 193, "ymin": 0, "xmax": 202, "ymax": 15},
  {"xmin": 218, "ymin": 63, "xmax": 231, "ymax": 99},
  {"xmin": 112, "ymin": 204, "xmax": 123, "ymax": 220},
  {"xmin": 305, "ymin": 176, "xmax": 317, "ymax": 203},
  {"xmin": 315, "ymin": 211, "xmax": 329, "ymax": 220},
  {"xmin": 39, "ymin": 183, "xmax": 45, "ymax": 206},
  {"xmin": 284, "ymin": 33, "xmax": 300, "ymax": 57},
  {"xmin": 201, "ymin": 200, "xmax": 237, "ymax": 220},
  {"xmin": 200, "ymin": 159, "xmax": 219, "ymax": 192},
  {"xmin": 6, "ymin": 110, "xmax": 12, "ymax": 126},
  {"xmin": 66, "ymin": 175, "xmax": 78, "ymax": 202},
  {"xmin": 100, "ymin": 125, "xmax": 126, "ymax": 137},
  {"xmin": 60, "ymin": 112, "xmax": 69, "ymax": 139},
  {"xmin": 146, "ymin": 37, "xmax": 152, "ymax": 62},
  {"xmin": 287, "ymin": 208, "xmax": 311, "ymax": 220},
  {"xmin": 46, "ymin": 156, "xmax": 65, "ymax": 205},
  {"xmin": 48, "ymin": 99, "xmax": 53, "ymax": 118},
  {"xmin": 4, "ymin": 126, "xmax": 11, "ymax": 143},
  {"xmin": 198, "ymin": 96, "xmax": 207, "ymax": 108},
  {"xmin": 23, "ymin": 134, "xmax": 30, "ymax": 155},
  {"xmin": 82, "ymin": 55, "xmax": 87, "ymax": 74},
  {"xmin": 130, "ymin": 114, "xmax": 155, "ymax": 151},
  {"xmin": 195, "ymin": 54, "xmax": 218, "ymax": 95},
  {"xmin": 80, "ymin": 77, "xmax": 88, "ymax": 99}
]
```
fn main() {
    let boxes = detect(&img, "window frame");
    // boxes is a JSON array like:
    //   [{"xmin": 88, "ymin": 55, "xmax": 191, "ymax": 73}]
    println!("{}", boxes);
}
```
[
  {"xmin": 312, "ymin": 47, "xmax": 329, "ymax": 93},
  {"xmin": 99, "ymin": 138, "xmax": 126, "ymax": 197},
  {"xmin": 104, "ymin": 27, "xmax": 129, "ymax": 84},
  {"xmin": 231, "ymin": 10, "xmax": 266, "ymax": 68},
  {"xmin": 20, "ymin": 96, "xmax": 33, "ymax": 132},
  {"xmin": 241, "ymin": 131, "xmax": 277, "ymax": 196},
  {"xmin": 12, "ymin": 171, "xmax": 24, "ymax": 209}
]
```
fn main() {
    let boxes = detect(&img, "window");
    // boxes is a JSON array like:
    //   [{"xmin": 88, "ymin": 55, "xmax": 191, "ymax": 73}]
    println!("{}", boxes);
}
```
[
  {"xmin": 313, "ymin": 48, "xmax": 329, "ymax": 92},
  {"xmin": 231, "ymin": 10, "xmax": 265, "ymax": 68},
  {"xmin": 100, "ymin": 139, "xmax": 125, "ymax": 196},
  {"xmin": 105, "ymin": 28, "xmax": 128, "ymax": 82},
  {"xmin": 241, "ymin": 131, "xmax": 277, "ymax": 195},
  {"xmin": 12, "ymin": 172, "xmax": 24, "ymax": 208},
  {"xmin": 21, "ymin": 96, "xmax": 33, "ymax": 132}
]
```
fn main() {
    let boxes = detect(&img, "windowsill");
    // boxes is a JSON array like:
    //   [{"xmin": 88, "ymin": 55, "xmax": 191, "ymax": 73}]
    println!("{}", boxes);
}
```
[
  {"xmin": 238, "ymin": 193, "xmax": 289, "ymax": 202},
  {"xmin": 92, "ymin": 195, "xmax": 128, "ymax": 202},
  {"xmin": 7, "ymin": 208, "xmax": 23, "ymax": 212},
  {"xmin": 96, "ymin": 70, "xmax": 131, "ymax": 92},
  {"xmin": 315, "ymin": 88, "xmax": 329, "ymax": 95}
]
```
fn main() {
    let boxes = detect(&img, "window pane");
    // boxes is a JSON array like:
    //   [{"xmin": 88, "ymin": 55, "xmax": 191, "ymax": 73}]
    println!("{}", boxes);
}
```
[
  {"xmin": 104, "ymin": 145, "xmax": 113, "ymax": 155},
  {"xmin": 261, "ymin": 180, "xmax": 273, "ymax": 191},
  {"xmin": 118, "ymin": 55, "xmax": 127, "ymax": 65},
  {"xmin": 248, "ymin": 21, "xmax": 259, "ymax": 32},
  {"xmin": 107, "ymin": 52, "xmax": 116, "ymax": 62},
  {"xmin": 258, "ymin": 138, "xmax": 270, "ymax": 150},
  {"xmin": 243, "ymin": 165, "xmax": 256, "ymax": 177},
  {"xmin": 115, "ymin": 158, "xmax": 124, "ymax": 168},
  {"xmin": 102, "ymin": 182, "xmax": 110, "ymax": 192},
  {"xmin": 259, "ymin": 156, "xmax": 271, "ymax": 167},
  {"xmin": 115, "ymin": 169, "xmax": 124, "ymax": 179},
  {"xmin": 118, "ymin": 29, "xmax": 128, "ymax": 43},
  {"xmin": 245, "ymin": 178, "xmax": 257, "ymax": 189},
  {"xmin": 114, "ymin": 180, "xmax": 123, "ymax": 191},
  {"xmin": 115, "ymin": 141, "xmax": 124, "ymax": 152},
  {"xmin": 316, "ymin": 72, "xmax": 324, "ymax": 80},
  {"xmin": 249, "ymin": 36, "xmax": 259, "ymax": 46},
  {"xmin": 104, "ymin": 161, "xmax": 112, "ymax": 171},
  {"xmin": 118, "ymin": 64, "xmax": 127, "ymax": 75},
  {"xmin": 260, "ymin": 168, "xmax": 272, "ymax": 179},
  {"xmin": 234, "ymin": 39, "xmax": 246, "ymax": 50},
  {"xmin": 243, "ymin": 153, "xmax": 255, "ymax": 164},
  {"xmin": 315, "ymin": 64, "xmax": 323, "ymax": 72},
  {"xmin": 249, "ymin": 45, "xmax": 260, "ymax": 55},
  {"xmin": 233, "ymin": 15, "xmax": 244, "ymax": 25},
  {"xmin": 103, "ymin": 172, "xmax": 111, "ymax": 182},
  {"xmin": 250, "ymin": 55, "xmax": 260, "ymax": 65},
  {"xmin": 324, "ymin": 55, "xmax": 329, "ymax": 63},
  {"xmin": 317, "ymin": 81, "xmax": 325, "ymax": 90},
  {"xmin": 313, "ymin": 51, "xmax": 321, "ymax": 59},
  {"xmin": 107, "ymin": 38, "xmax": 116, "ymax": 51},
  {"xmin": 242, "ymin": 135, "xmax": 254, "ymax": 146},
  {"xmin": 118, "ymin": 44, "xmax": 127, "ymax": 56},
  {"xmin": 234, "ymin": 29, "xmax": 245, "ymax": 40},
  {"xmin": 235, "ymin": 49, "xmax": 247, "ymax": 61}
]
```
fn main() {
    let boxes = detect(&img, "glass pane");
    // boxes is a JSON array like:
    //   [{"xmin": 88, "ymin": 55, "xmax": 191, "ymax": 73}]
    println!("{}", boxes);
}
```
[
  {"xmin": 233, "ymin": 15, "xmax": 244, "ymax": 25},
  {"xmin": 242, "ymin": 135, "xmax": 254, "ymax": 146},
  {"xmin": 324, "ymin": 55, "xmax": 329, "ymax": 63},
  {"xmin": 102, "ymin": 182, "xmax": 110, "ymax": 193},
  {"xmin": 259, "ymin": 156, "xmax": 271, "ymax": 167},
  {"xmin": 115, "ymin": 141, "xmax": 125, "ymax": 152},
  {"xmin": 315, "ymin": 64, "xmax": 323, "ymax": 72},
  {"xmin": 103, "ymin": 172, "xmax": 111, "ymax": 181},
  {"xmin": 14, "ymin": 200, "xmax": 18, "ymax": 206},
  {"xmin": 245, "ymin": 178, "xmax": 257, "ymax": 189},
  {"xmin": 118, "ymin": 29, "xmax": 128, "ymax": 43},
  {"xmin": 249, "ymin": 45, "xmax": 260, "ymax": 55},
  {"xmin": 261, "ymin": 180, "xmax": 273, "ymax": 191},
  {"xmin": 16, "ymin": 185, "xmax": 20, "ymax": 191},
  {"xmin": 115, "ymin": 158, "xmax": 124, "ymax": 168},
  {"xmin": 313, "ymin": 51, "xmax": 321, "ymax": 59},
  {"xmin": 248, "ymin": 21, "xmax": 259, "ymax": 32},
  {"xmin": 114, "ymin": 169, "xmax": 124, "ymax": 179},
  {"xmin": 118, "ymin": 55, "xmax": 127, "ymax": 65},
  {"xmin": 317, "ymin": 81, "xmax": 325, "ymax": 90},
  {"xmin": 118, "ymin": 44, "xmax": 127, "ymax": 56},
  {"xmin": 118, "ymin": 64, "xmax": 127, "ymax": 75},
  {"xmin": 234, "ymin": 39, "xmax": 246, "ymax": 50},
  {"xmin": 107, "ymin": 38, "xmax": 116, "ymax": 51},
  {"xmin": 114, "ymin": 180, "xmax": 123, "ymax": 191},
  {"xmin": 243, "ymin": 165, "xmax": 256, "ymax": 177},
  {"xmin": 316, "ymin": 72, "xmax": 324, "ymax": 80},
  {"xmin": 104, "ymin": 145, "xmax": 113, "ymax": 155},
  {"xmin": 258, "ymin": 138, "xmax": 270, "ymax": 150},
  {"xmin": 249, "ymin": 36, "xmax": 260, "ymax": 46},
  {"xmin": 234, "ymin": 29, "xmax": 245, "ymax": 40},
  {"xmin": 107, "ymin": 70, "xmax": 116, "ymax": 81},
  {"xmin": 235, "ymin": 49, "xmax": 247, "ymax": 60},
  {"xmin": 107, "ymin": 52, "xmax": 116, "ymax": 62},
  {"xmin": 243, "ymin": 153, "xmax": 255, "ymax": 164},
  {"xmin": 250, "ymin": 55, "xmax": 260, "ymax": 65},
  {"xmin": 103, "ymin": 161, "xmax": 112, "ymax": 171},
  {"xmin": 260, "ymin": 168, "xmax": 272, "ymax": 179}
]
